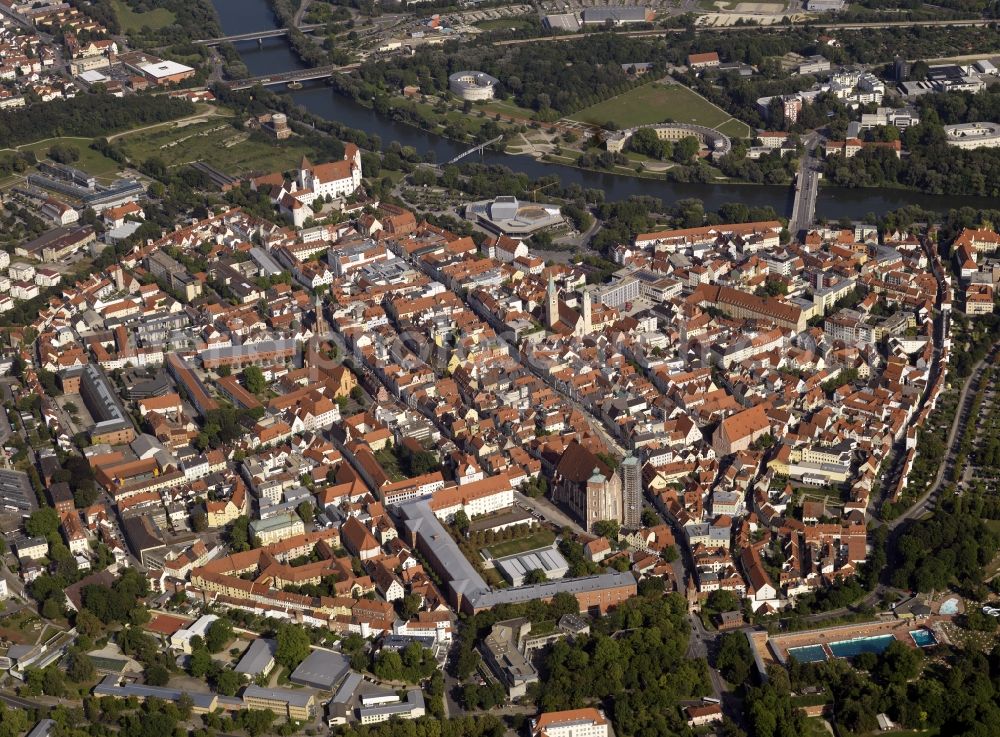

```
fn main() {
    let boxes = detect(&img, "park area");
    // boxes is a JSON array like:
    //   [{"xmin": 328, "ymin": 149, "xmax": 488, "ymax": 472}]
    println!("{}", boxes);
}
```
[
  {"xmin": 484, "ymin": 528, "xmax": 556, "ymax": 559},
  {"xmin": 115, "ymin": 119, "xmax": 315, "ymax": 176},
  {"xmin": 112, "ymin": 0, "xmax": 175, "ymax": 32},
  {"xmin": 569, "ymin": 82, "xmax": 750, "ymax": 138}
]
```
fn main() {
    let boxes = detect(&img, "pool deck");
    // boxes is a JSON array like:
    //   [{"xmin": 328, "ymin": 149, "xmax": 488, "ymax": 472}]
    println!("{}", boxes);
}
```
[{"xmin": 754, "ymin": 617, "xmax": 944, "ymax": 667}]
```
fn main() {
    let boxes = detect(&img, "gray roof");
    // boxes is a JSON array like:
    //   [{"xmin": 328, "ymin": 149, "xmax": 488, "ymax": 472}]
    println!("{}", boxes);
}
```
[
  {"xmin": 243, "ymin": 685, "xmax": 314, "ymax": 708},
  {"xmin": 472, "ymin": 571, "xmax": 636, "ymax": 609},
  {"xmin": 399, "ymin": 499, "xmax": 490, "ymax": 603},
  {"xmin": 357, "ymin": 689, "xmax": 425, "ymax": 721},
  {"xmin": 0, "ymin": 470, "xmax": 37, "ymax": 515},
  {"xmin": 582, "ymin": 6, "xmax": 648, "ymax": 22},
  {"xmin": 26, "ymin": 720, "xmax": 56, "ymax": 737},
  {"xmin": 93, "ymin": 675, "xmax": 217, "ymax": 710},
  {"xmin": 249, "ymin": 247, "xmax": 284, "ymax": 277},
  {"xmin": 330, "ymin": 671, "xmax": 364, "ymax": 704},
  {"xmin": 234, "ymin": 638, "xmax": 277, "ymax": 676},
  {"xmin": 289, "ymin": 649, "xmax": 350, "ymax": 690}
]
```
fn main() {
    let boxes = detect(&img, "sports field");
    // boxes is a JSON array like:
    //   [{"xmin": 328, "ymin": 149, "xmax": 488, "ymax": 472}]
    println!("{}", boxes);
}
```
[
  {"xmin": 570, "ymin": 82, "xmax": 747, "ymax": 136},
  {"xmin": 112, "ymin": 0, "xmax": 175, "ymax": 32}
]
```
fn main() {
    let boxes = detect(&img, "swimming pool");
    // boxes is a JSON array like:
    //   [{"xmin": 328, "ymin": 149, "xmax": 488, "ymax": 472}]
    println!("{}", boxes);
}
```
[
  {"xmin": 939, "ymin": 598, "xmax": 959, "ymax": 615},
  {"xmin": 787, "ymin": 644, "xmax": 828, "ymax": 663},
  {"xmin": 828, "ymin": 634, "xmax": 897, "ymax": 658},
  {"xmin": 910, "ymin": 629, "xmax": 937, "ymax": 647}
]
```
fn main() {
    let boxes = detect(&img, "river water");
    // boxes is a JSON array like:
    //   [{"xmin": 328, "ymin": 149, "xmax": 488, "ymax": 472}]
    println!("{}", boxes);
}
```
[{"xmin": 211, "ymin": 0, "xmax": 995, "ymax": 218}]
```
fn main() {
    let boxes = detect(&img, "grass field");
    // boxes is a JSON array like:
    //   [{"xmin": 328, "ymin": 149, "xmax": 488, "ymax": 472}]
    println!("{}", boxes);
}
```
[
  {"xmin": 716, "ymin": 116, "xmax": 752, "ymax": 139},
  {"xmin": 116, "ymin": 121, "xmax": 314, "ymax": 176},
  {"xmin": 570, "ymin": 82, "xmax": 735, "ymax": 130},
  {"xmin": 480, "ymin": 98, "xmax": 538, "ymax": 120},
  {"xmin": 17, "ymin": 137, "xmax": 122, "ymax": 179},
  {"xmin": 112, "ymin": 0, "xmax": 175, "ymax": 32},
  {"xmin": 486, "ymin": 528, "xmax": 557, "ymax": 559}
]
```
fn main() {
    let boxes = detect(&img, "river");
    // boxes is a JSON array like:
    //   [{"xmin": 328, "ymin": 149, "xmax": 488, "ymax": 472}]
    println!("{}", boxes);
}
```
[{"xmin": 210, "ymin": 0, "xmax": 995, "ymax": 219}]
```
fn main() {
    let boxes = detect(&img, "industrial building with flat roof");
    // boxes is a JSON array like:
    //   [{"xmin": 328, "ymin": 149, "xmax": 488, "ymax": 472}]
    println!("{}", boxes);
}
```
[
  {"xmin": 289, "ymin": 649, "xmax": 351, "ymax": 690},
  {"xmin": 495, "ymin": 546, "xmax": 569, "ymax": 586},
  {"xmin": 581, "ymin": 6, "xmax": 652, "ymax": 24}
]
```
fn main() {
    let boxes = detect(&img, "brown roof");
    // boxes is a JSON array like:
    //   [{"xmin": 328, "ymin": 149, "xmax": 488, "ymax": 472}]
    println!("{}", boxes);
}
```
[{"xmin": 555, "ymin": 439, "xmax": 612, "ymax": 484}]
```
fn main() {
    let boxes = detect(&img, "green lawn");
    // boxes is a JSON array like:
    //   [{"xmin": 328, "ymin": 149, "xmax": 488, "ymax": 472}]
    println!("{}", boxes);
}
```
[
  {"xmin": 112, "ymin": 0, "xmax": 176, "ymax": 32},
  {"xmin": 570, "ymin": 82, "xmax": 734, "ymax": 130},
  {"xmin": 716, "ymin": 117, "xmax": 752, "ymax": 139},
  {"xmin": 479, "ymin": 98, "xmax": 538, "ymax": 120},
  {"xmin": 486, "ymin": 528, "xmax": 557, "ymax": 559},
  {"xmin": 18, "ymin": 137, "xmax": 122, "ymax": 179}
]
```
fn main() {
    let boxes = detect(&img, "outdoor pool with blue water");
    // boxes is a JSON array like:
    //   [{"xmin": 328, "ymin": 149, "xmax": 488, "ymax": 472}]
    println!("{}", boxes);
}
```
[
  {"xmin": 828, "ymin": 634, "xmax": 897, "ymax": 658},
  {"xmin": 910, "ymin": 629, "xmax": 937, "ymax": 647},
  {"xmin": 787, "ymin": 644, "xmax": 828, "ymax": 663}
]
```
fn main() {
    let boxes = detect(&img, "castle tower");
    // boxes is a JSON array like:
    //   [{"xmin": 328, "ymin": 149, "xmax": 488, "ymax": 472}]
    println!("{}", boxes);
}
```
[
  {"xmin": 582, "ymin": 288, "xmax": 593, "ymax": 335},
  {"xmin": 546, "ymin": 274, "xmax": 559, "ymax": 330}
]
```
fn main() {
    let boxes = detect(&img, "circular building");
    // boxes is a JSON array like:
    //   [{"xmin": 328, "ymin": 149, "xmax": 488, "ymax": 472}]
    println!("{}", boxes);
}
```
[
  {"xmin": 944, "ymin": 122, "xmax": 1000, "ymax": 150},
  {"xmin": 449, "ymin": 71, "xmax": 499, "ymax": 101},
  {"xmin": 604, "ymin": 122, "xmax": 732, "ymax": 161}
]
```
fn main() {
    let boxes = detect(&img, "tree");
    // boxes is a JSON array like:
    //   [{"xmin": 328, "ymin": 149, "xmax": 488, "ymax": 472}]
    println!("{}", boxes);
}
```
[
  {"xmin": 706, "ymin": 590, "xmax": 740, "ymax": 612},
  {"xmin": 26, "ymin": 506, "xmax": 60, "ymax": 537},
  {"xmin": 593, "ymin": 519, "xmax": 620, "ymax": 541},
  {"xmin": 876, "ymin": 640, "xmax": 921, "ymax": 684},
  {"xmin": 716, "ymin": 632, "xmax": 752, "ymax": 685},
  {"xmin": 525, "ymin": 568, "xmax": 548, "ymax": 584},
  {"xmin": 0, "ymin": 702, "xmax": 29, "ymax": 737},
  {"xmin": 66, "ymin": 647, "xmax": 96, "ymax": 682},
  {"xmin": 75, "ymin": 608, "xmax": 103, "ymax": 638},
  {"xmin": 191, "ymin": 509, "xmax": 208, "ymax": 533},
  {"xmin": 214, "ymin": 668, "xmax": 243, "ymax": 696},
  {"xmin": 296, "ymin": 500, "xmax": 314, "ymax": 524},
  {"xmin": 373, "ymin": 649, "xmax": 404, "ymax": 681},
  {"xmin": 673, "ymin": 135, "xmax": 700, "ymax": 163},
  {"xmin": 398, "ymin": 593, "xmax": 422, "ymax": 620},
  {"xmin": 189, "ymin": 648, "xmax": 213, "ymax": 678},
  {"xmin": 41, "ymin": 597, "xmax": 62, "ymax": 619},
  {"xmin": 228, "ymin": 515, "xmax": 251, "ymax": 552},
  {"xmin": 243, "ymin": 366, "xmax": 266, "ymax": 395},
  {"xmin": 42, "ymin": 666, "xmax": 66, "ymax": 697},
  {"xmin": 206, "ymin": 618, "xmax": 234, "ymax": 653},
  {"xmin": 275, "ymin": 624, "xmax": 311, "ymax": 670},
  {"xmin": 453, "ymin": 509, "xmax": 470, "ymax": 534},
  {"xmin": 145, "ymin": 663, "xmax": 170, "ymax": 686},
  {"xmin": 238, "ymin": 709, "xmax": 276, "ymax": 737}
]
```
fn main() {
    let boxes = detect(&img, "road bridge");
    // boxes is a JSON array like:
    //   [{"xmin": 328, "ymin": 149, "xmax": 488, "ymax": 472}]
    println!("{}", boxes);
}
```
[
  {"xmin": 194, "ymin": 24, "xmax": 324, "ymax": 46},
  {"xmin": 226, "ymin": 63, "xmax": 357, "ymax": 90},
  {"xmin": 788, "ymin": 135, "xmax": 821, "ymax": 238}
]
